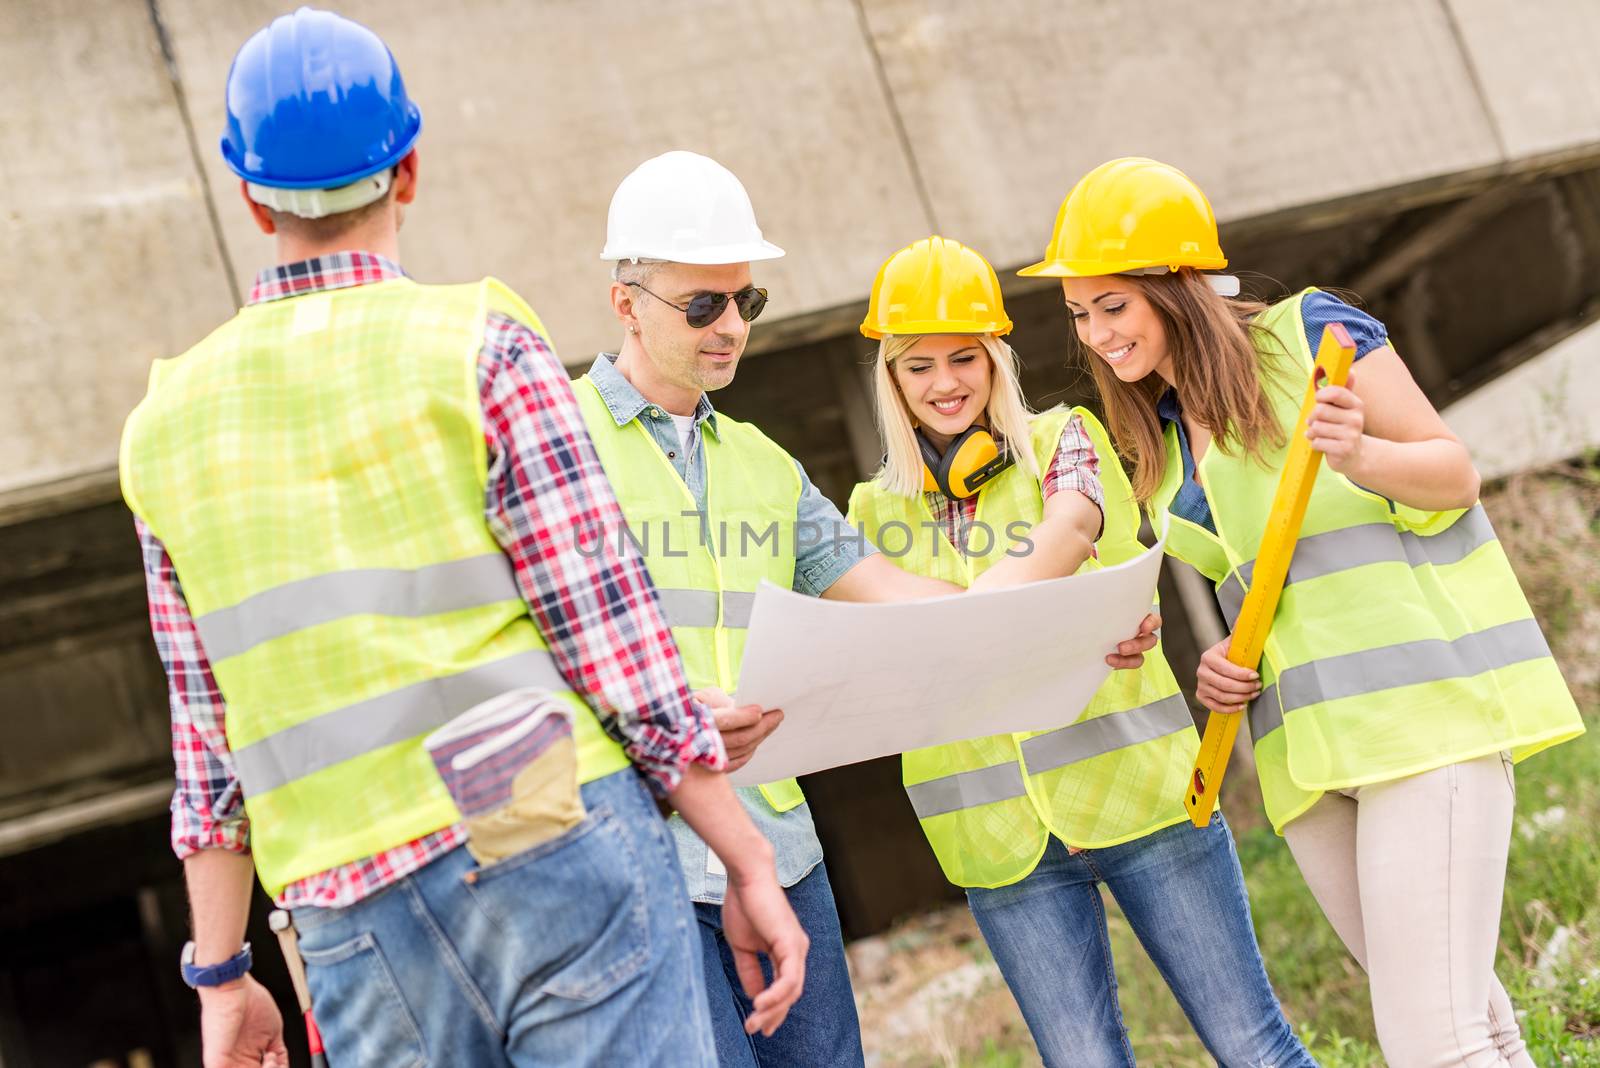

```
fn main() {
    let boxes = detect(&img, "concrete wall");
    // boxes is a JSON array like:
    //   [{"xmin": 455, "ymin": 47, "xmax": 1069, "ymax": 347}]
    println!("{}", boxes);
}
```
[
  {"xmin": 859, "ymin": 0, "xmax": 1504, "ymax": 266},
  {"xmin": 1444, "ymin": 314, "xmax": 1600, "ymax": 479},
  {"xmin": 0, "ymin": 0, "xmax": 236, "ymax": 497},
  {"xmin": 1446, "ymin": 0, "xmax": 1600, "ymax": 159},
  {"xmin": 6, "ymin": 0, "xmax": 1600, "ymax": 497},
  {"xmin": 157, "ymin": 0, "xmax": 934, "ymax": 371}
]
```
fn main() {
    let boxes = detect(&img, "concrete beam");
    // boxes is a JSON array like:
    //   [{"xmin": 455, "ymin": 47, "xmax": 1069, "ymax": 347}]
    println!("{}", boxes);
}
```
[
  {"xmin": 13, "ymin": 0, "xmax": 1600, "ymax": 500},
  {"xmin": 1444, "ymin": 0, "xmax": 1600, "ymax": 159},
  {"xmin": 858, "ymin": 0, "xmax": 1506, "ymax": 274},
  {"xmin": 1348, "ymin": 182, "xmax": 1524, "ymax": 296},
  {"xmin": 0, "ymin": 780, "xmax": 170, "ymax": 859},
  {"xmin": 0, "ymin": 0, "xmax": 238, "ymax": 497},
  {"xmin": 827, "ymin": 343, "xmax": 883, "ymax": 480},
  {"xmin": 0, "ymin": 469, "xmax": 122, "ymax": 529},
  {"xmin": 0, "ymin": 630, "xmax": 169, "ymax": 804},
  {"xmin": 1443, "ymin": 311, "xmax": 1600, "ymax": 479}
]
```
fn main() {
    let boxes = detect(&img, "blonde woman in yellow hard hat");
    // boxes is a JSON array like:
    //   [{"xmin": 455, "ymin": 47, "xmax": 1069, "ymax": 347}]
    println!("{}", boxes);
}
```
[
  {"xmin": 845, "ymin": 237, "xmax": 1315, "ymax": 1068},
  {"xmin": 1024, "ymin": 158, "xmax": 1586, "ymax": 1067}
]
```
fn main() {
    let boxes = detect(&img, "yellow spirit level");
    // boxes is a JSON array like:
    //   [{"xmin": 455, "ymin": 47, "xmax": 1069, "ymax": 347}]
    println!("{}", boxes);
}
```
[{"xmin": 1184, "ymin": 322, "xmax": 1357, "ymax": 826}]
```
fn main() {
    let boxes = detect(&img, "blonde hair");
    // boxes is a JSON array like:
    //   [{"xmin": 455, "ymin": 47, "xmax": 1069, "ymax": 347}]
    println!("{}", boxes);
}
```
[
  {"xmin": 869, "ymin": 334, "xmax": 1040, "ymax": 497},
  {"xmin": 1079, "ymin": 270, "xmax": 1288, "ymax": 501}
]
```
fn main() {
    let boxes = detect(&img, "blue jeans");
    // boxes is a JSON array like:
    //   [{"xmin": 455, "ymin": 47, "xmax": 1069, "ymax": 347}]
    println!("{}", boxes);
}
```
[
  {"xmin": 291, "ymin": 769, "xmax": 716, "ymax": 1068},
  {"xmin": 966, "ymin": 815, "xmax": 1316, "ymax": 1068},
  {"xmin": 693, "ymin": 861, "xmax": 865, "ymax": 1067}
]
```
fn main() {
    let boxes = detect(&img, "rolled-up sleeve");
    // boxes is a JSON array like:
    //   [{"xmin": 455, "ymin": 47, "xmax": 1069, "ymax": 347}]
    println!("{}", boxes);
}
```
[
  {"xmin": 479, "ymin": 314, "xmax": 725, "ymax": 793},
  {"xmin": 1042, "ymin": 414, "xmax": 1106, "ymax": 541},
  {"xmin": 136, "ymin": 519, "xmax": 252, "ymax": 859},
  {"xmin": 791, "ymin": 460, "xmax": 877, "ymax": 597}
]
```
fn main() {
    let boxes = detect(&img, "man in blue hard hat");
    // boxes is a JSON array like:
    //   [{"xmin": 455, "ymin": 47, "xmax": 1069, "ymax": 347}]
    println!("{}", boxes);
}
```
[{"xmin": 120, "ymin": 8, "xmax": 806, "ymax": 1066}]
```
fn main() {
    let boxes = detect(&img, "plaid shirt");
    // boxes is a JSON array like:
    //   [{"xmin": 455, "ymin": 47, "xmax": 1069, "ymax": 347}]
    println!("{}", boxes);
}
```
[
  {"xmin": 927, "ymin": 413, "xmax": 1105, "ymax": 548},
  {"xmin": 137, "ymin": 252, "xmax": 724, "ymax": 908}
]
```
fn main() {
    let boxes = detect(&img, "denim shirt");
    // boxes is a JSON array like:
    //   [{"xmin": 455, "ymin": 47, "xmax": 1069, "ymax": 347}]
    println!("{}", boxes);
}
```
[{"xmin": 588, "ymin": 354, "xmax": 872, "ymax": 901}]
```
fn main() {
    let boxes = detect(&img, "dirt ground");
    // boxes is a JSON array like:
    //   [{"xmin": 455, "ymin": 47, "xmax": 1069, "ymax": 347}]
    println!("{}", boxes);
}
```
[{"xmin": 850, "ymin": 905, "xmax": 1042, "ymax": 1068}]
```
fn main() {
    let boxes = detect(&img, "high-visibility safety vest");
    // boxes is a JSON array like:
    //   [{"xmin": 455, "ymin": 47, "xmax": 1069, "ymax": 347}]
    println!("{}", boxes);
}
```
[
  {"xmin": 848, "ymin": 407, "xmax": 1199, "ymax": 889},
  {"xmin": 1153, "ymin": 289, "xmax": 1585, "ymax": 833},
  {"xmin": 573, "ymin": 375, "xmax": 806, "ymax": 813},
  {"xmin": 120, "ymin": 278, "xmax": 631, "ymax": 896}
]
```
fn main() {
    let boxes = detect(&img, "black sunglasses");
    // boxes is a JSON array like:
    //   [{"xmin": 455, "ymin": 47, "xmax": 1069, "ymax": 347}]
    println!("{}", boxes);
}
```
[{"xmin": 627, "ymin": 282, "xmax": 768, "ymax": 329}]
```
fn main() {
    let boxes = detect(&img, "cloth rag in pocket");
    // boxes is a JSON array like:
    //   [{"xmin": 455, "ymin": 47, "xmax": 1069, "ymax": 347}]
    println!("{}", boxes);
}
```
[{"xmin": 423, "ymin": 688, "xmax": 584, "ymax": 865}]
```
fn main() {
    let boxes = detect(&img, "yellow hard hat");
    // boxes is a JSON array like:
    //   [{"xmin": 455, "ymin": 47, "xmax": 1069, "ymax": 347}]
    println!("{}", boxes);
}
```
[
  {"xmin": 861, "ymin": 235, "xmax": 1013, "ymax": 339},
  {"xmin": 1019, "ymin": 157, "xmax": 1228, "ymax": 278}
]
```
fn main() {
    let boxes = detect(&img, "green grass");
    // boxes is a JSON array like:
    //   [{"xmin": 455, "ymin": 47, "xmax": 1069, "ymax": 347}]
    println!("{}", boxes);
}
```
[
  {"xmin": 930, "ymin": 724, "xmax": 1600, "ymax": 1067},
  {"xmin": 964, "ymin": 1045, "xmax": 1031, "ymax": 1068},
  {"xmin": 1266, "ymin": 724, "xmax": 1600, "ymax": 1066}
]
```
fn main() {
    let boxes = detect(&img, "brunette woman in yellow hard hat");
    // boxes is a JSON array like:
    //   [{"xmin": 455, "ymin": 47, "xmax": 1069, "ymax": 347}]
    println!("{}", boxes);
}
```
[
  {"xmin": 1024, "ymin": 158, "xmax": 1585, "ymax": 1067},
  {"xmin": 846, "ymin": 236, "xmax": 1316, "ymax": 1068}
]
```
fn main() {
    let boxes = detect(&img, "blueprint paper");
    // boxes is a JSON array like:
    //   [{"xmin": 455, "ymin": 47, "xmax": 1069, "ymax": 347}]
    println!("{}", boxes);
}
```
[{"xmin": 728, "ymin": 542, "xmax": 1166, "ymax": 786}]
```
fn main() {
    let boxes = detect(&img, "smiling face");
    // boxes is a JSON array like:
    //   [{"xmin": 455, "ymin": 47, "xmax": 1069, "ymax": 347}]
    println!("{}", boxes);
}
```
[
  {"xmin": 1060, "ymin": 276, "xmax": 1174, "ymax": 385},
  {"xmin": 631, "ymin": 261, "xmax": 756, "ymax": 396},
  {"xmin": 889, "ymin": 335, "xmax": 994, "ymax": 449}
]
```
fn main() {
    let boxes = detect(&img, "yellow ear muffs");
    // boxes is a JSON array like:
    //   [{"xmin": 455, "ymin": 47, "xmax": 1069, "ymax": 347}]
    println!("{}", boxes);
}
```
[{"xmin": 918, "ymin": 426, "xmax": 1013, "ymax": 499}]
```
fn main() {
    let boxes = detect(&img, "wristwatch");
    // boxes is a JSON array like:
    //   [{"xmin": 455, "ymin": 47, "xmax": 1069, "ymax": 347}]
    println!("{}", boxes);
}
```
[{"xmin": 180, "ymin": 941, "xmax": 253, "ymax": 988}]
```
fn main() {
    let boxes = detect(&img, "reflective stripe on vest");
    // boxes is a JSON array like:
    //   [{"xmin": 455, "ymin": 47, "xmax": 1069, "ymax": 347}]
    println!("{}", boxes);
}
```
[
  {"xmin": 1020, "ymin": 692, "xmax": 1193, "ymax": 774},
  {"xmin": 1248, "ymin": 616, "xmax": 1552, "ymax": 742},
  {"xmin": 654, "ymin": 588, "xmax": 757, "ymax": 630},
  {"xmin": 905, "ymin": 761, "xmax": 1026, "ymax": 819},
  {"xmin": 234, "ymin": 648, "xmax": 567, "ymax": 796},
  {"xmin": 195, "ymin": 554, "xmax": 520, "ymax": 662},
  {"xmin": 906, "ymin": 692, "xmax": 1194, "ymax": 818},
  {"xmin": 1216, "ymin": 507, "xmax": 1496, "ymax": 628}
]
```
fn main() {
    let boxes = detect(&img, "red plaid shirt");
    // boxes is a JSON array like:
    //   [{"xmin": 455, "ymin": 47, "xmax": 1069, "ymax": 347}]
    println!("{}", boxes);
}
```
[
  {"xmin": 927, "ymin": 413, "xmax": 1105, "ymax": 548},
  {"xmin": 137, "ymin": 252, "xmax": 724, "ymax": 908}
]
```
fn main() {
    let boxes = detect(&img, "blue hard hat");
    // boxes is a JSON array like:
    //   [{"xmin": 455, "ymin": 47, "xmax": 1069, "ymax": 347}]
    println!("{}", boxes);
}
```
[{"xmin": 221, "ymin": 7, "xmax": 422, "ymax": 189}]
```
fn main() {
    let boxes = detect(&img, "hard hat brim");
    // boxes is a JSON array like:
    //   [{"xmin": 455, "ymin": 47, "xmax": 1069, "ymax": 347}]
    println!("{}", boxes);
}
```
[
  {"xmin": 860, "ymin": 318, "xmax": 1013, "ymax": 341},
  {"xmin": 222, "ymin": 115, "xmax": 422, "ymax": 190},
  {"xmin": 599, "ymin": 239, "xmax": 785, "ymax": 264},
  {"xmin": 1018, "ymin": 254, "xmax": 1228, "ymax": 278}
]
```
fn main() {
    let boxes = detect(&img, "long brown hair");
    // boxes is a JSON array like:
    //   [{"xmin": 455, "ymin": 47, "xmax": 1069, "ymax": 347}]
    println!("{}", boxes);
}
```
[{"xmin": 1078, "ymin": 270, "xmax": 1288, "ymax": 501}]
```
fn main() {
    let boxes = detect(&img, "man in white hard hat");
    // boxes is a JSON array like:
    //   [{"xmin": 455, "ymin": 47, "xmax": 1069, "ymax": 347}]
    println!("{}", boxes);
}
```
[{"xmin": 571, "ymin": 150, "xmax": 968, "ymax": 1066}]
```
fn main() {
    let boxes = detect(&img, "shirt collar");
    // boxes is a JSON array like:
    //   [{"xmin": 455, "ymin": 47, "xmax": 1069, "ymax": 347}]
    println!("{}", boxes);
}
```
[
  {"xmin": 247, "ymin": 251, "xmax": 407, "ymax": 305},
  {"xmin": 587, "ymin": 354, "xmax": 720, "ymax": 438},
  {"xmin": 1156, "ymin": 386, "xmax": 1183, "ymax": 425}
]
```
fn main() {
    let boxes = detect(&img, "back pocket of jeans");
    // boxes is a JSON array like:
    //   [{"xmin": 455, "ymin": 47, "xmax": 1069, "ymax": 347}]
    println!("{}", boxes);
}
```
[
  {"xmin": 463, "ymin": 801, "xmax": 650, "ymax": 1002},
  {"xmin": 299, "ymin": 931, "xmax": 428, "ymax": 1067}
]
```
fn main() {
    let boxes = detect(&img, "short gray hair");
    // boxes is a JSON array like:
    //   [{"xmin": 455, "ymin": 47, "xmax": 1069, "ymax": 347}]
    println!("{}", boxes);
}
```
[{"xmin": 611, "ymin": 260, "xmax": 664, "ymax": 287}]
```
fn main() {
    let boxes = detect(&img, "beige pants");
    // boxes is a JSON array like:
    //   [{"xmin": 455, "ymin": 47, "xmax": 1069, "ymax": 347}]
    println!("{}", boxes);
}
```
[{"xmin": 1282, "ymin": 753, "xmax": 1531, "ymax": 1068}]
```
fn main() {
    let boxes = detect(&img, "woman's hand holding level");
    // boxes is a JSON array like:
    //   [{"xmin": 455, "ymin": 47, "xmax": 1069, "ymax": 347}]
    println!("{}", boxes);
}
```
[{"xmin": 1195, "ymin": 636, "xmax": 1262, "ymax": 714}]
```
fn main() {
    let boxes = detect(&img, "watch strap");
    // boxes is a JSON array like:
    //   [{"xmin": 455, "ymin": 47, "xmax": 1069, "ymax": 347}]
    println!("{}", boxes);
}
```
[{"xmin": 180, "ymin": 941, "xmax": 253, "ymax": 988}]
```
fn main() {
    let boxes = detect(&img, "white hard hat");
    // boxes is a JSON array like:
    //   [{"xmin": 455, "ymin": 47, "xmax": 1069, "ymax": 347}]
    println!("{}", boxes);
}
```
[{"xmin": 600, "ymin": 150, "xmax": 785, "ymax": 265}]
